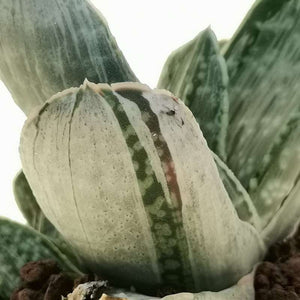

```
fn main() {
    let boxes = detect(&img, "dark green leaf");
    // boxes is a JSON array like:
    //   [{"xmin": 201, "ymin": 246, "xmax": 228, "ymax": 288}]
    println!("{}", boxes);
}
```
[
  {"xmin": 250, "ymin": 111, "xmax": 300, "ymax": 228},
  {"xmin": 224, "ymin": 0, "xmax": 300, "ymax": 191}
]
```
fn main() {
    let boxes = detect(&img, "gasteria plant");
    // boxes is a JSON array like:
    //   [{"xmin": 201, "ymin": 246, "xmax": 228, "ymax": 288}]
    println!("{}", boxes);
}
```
[{"xmin": 0, "ymin": 0, "xmax": 299, "ymax": 299}]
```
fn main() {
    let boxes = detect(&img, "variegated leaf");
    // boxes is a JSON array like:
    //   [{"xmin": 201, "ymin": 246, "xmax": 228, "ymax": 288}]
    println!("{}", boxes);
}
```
[
  {"xmin": 158, "ymin": 28, "xmax": 229, "ymax": 160},
  {"xmin": 249, "ymin": 110, "xmax": 300, "ymax": 229},
  {"xmin": 0, "ymin": 0, "xmax": 137, "ymax": 115},
  {"xmin": 13, "ymin": 170, "xmax": 84, "ymax": 270},
  {"xmin": 13, "ymin": 170, "xmax": 58, "ymax": 235},
  {"xmin": 262, "ymin": 177, "xmax": 300, "ymax": 246},
  {"xmin": 224, "ymin": 0, "xmax": 300, "ymax": 193},
  {"xmin": 213, "ymin": 154, "xmax": 261, "ymax": 231},
  {"xmin": 0, "ymin": 218, "xmax": 82, "ymax": 299},
  {"xmin": 105, "ymin": 271, "xmax": 255, "ymax": 300},
  {"xmin": 20, "ymin": 81, "xmax": 264, "ymax": 293}
]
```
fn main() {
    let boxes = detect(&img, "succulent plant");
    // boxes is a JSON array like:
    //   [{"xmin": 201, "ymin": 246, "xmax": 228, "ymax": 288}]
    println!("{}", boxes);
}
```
[
  {"xmin": 0, "ymin": 217, "xmax": 82, "ymax": 299},
  {"xmin": 19, "ymin": 80, "xmax": 264, "ymax": 294},
  {"xmin": 0, "ymin": 0, "xmax": 299, "ymax": 299}
]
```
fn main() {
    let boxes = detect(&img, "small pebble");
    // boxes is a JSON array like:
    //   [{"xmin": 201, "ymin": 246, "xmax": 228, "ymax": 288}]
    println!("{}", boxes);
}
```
[{"xmin": 20, "ymin": 259, "xmax": 60, "ymax": 286}]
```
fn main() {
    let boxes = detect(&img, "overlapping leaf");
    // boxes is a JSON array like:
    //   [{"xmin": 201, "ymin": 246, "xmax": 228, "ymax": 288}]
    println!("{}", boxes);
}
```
[
  {"xmin": 0, "ymin": 218, "xmax": 82, "ymax": 299},
  {"xmin": 0, "ymin": 0, "xmax": 138, "ymax": 115},
  {"xmin": 157, "ymin": 31, "xmax": 265, "ymax": 231},
  {"xmin": 250, "ymin": 111, "xmax": 300, "ymax": 229},
  {"xmin": 262, "ymin": 177, "xmax": 300, "ymax": 246},
  {"xmin": 224, "ymin": 0, "xmax": 300, "ymax": 194},
  {"xmin": 158, "ymin": 28, "xmax": 229, "ymax": 160},
  {"xmin": 19, "ymin": 81, "xmax": 265, "ymax": 292},
  {"xmin": 13, "ymin": 170, "xmax": 58, "ymax": 235},
  {"xmin": 13, "ymin": 170, "xmax": 84, "ymax": 269},
  {"xmin": 213, "ymin": 154, "xmax": 261, "ymax": 231},
  {"xmin": 1, "ymin": 0, "xmax": 299, "ymax": 298},
  {"xmin": 104, "ymin": 271, "xmax": 255, "ymax": 300}
]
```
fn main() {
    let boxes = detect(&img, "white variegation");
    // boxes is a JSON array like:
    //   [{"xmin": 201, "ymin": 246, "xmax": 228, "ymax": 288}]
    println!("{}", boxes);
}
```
[{"xmin": 20, "ymin": 81, "xmax": 265, "ymax": 293}]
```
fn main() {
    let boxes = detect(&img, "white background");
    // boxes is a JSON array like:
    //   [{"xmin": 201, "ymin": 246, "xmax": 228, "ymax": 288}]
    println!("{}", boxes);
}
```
[{"xmin": 0, "ymin": 0, "xmax": 255, "ymax": 224}]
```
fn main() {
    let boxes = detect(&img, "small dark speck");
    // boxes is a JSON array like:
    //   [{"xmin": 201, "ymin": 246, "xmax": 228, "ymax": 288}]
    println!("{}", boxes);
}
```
[
  {"xmin": 181, "ymin": 118, "xmax": 184, "ymax": 125},
  {"xmin": 166, "ymin": 110, "xmax": 176, "ymax": 116}
]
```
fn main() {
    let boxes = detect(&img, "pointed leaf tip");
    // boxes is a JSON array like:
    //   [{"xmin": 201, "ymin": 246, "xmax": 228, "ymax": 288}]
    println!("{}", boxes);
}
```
[{"xmin": 158, "ymin": 28, "xmax": 229, "ymax": 160}]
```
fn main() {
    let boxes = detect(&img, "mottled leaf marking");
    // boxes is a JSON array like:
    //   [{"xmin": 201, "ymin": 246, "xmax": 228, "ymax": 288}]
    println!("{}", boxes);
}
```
[
  {"xmin": 101, "ymin": 89, "xmax": 194, "ymax": 290},
  {"xmin": 0, "ymin": 218, "xmax": 82, "ymax": 299},
  {"xmin": 224, "ymin": 0, "xmax": 300, "ymax": 192},
  {"xmin": 0, "ymin": 0, "xmax": 138, "ymax": 115},
  {"xmin": 158, "ymin": 28, "xmax": 229, "ymax": 160}
]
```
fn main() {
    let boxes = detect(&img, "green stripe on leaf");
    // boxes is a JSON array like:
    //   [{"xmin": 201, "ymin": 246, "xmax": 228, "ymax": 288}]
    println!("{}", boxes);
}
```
[{"xmin": 102, "ymin": 89, "xmax": 194, "ymax": 291}]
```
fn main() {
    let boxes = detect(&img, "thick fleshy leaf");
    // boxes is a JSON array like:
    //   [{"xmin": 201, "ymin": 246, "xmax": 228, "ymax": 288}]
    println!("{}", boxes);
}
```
[
  {"xmin": 0, "ymin": 0, "xmax": 138, "ymax": 115},
  {"xmin": 0, "ymin": 218, "xmax": 82, "ymax": 299},
  {"xmin": 250, "ymin": 111, "xmax": 300, "ymax": 229},
  {"xmin": 224, "ymin": 0, "xmax": 300, "ymax": 190},
  {"xmin": 20, "ymin": 81, "xmax": 264, "ymax": 293},
  {"xmin": 262, "ymin": 167, "xmax": 300, "ymax": 247},
  {"xmin": 105, "ymin": 271, "xmax": 255, "ymax": 299},
  {"xmin": 13, "ymin": 170, "xmax": 84, "ymax": 269},
  {"xmin": 158, "ymin": 28, "xmax": 229, "ymax": 160},
  {"xmin": 13, "ymin": 170, "xmax": 57, "ymax": 235},
  {"xmin": 213, "ymin": 154, "xmax": 261, "ymax": 231}
]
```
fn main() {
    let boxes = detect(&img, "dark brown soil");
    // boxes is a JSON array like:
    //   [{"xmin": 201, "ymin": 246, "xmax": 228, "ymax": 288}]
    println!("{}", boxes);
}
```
[
  {"xmin": 10, "ymin": 260, "xmax": 95, "ymax": 300},
  {"xmin": 255, "ymin": 226, "xmax": 300, "ymax": 299},
  {"xmin": 11, "ymin": 225, "xmax": 300, "ymax": 300}
]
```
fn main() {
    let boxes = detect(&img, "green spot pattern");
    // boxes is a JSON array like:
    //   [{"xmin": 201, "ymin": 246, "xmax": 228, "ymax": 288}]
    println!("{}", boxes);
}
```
[
  {"xmin": 0, "ymin": 218, "xmax": 81, "ymax": 299},
  {"xmin": 158, "ymin": 28, "xmax": 229, "ymax": 160},
  {"xmin": 102, "ymin": 90, "xmax": 194, "ymax": 291}
]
